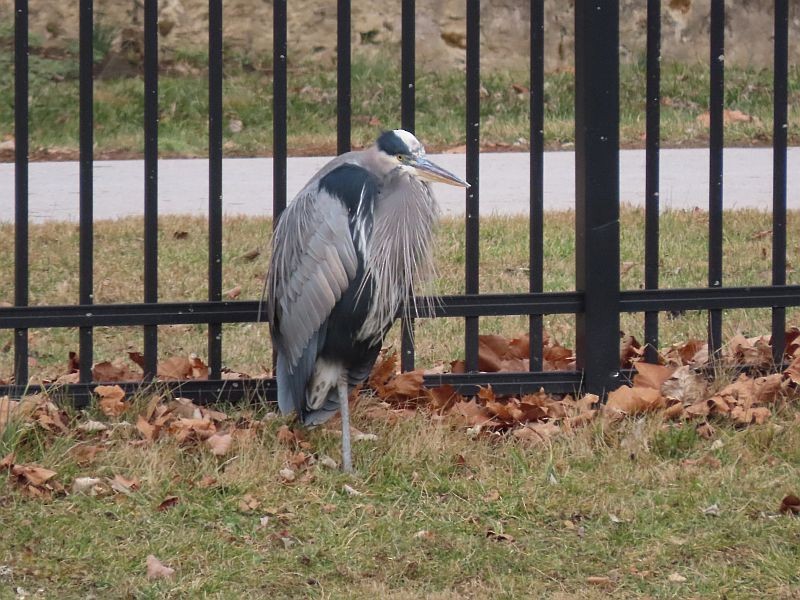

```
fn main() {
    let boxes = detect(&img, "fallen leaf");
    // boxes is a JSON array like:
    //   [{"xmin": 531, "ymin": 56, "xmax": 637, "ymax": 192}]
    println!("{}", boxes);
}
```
[
  {"xmin": 157, "ymin": 496, "xmax": 180, "ymax": 511},
  {"xmin": 779, "ymin": 494, "xmax": 800, "ymax": 515},
  {"xmin": 239, "ymin": 493, "xmax": 260, "ymax": 512},
  {"xmin": 238, "ymin": 248, "xmax": 261, "ymax": 261},
  {"xmin": 661, "ymin": 366, "xmax": 708, "ymax": 404},
  {"xmin": 136, "ymin": 415, "xmax": 159, "ymax": 442},
  {"xmin": 586, "ymin": 576, "xmax": 613, "ymax": 587},
  {"xmin": 69, "ymin": 444, "xmax": 106, "ymax": 465},
  {"xmin": 633, "ymin": 362, "xmax": 675, "ymax": 390},
  {"xmin": 606, "ymin": 386, "xmax": 664, "ymax": 415},
  {"xmin": 157, "ymin": 356, "xmax": 193, "ymax": 380},
  {"xmin": 318, "ymin": 455, "xmax": 338, "ymax": 470},
  {"xmin": 224, "ymin": 285, "xmax": 242, "ymax": 299},
  {"xmin": 668, "ymin": 572, "xmax": 687, "ymax": 583},
  {"xmin": 279, "ymin": 468, "xmax": 296, "ymax": 482},
  {"xmin": 206, "ymin": 432, "xmax": 232, "ymax": 456},
  {"xmin": 77, "ymin": 420, "xmax": 108, "ymax": 433},
  {"xmin": 71, "ymin": 477, "xmax": 105, "ymax": 495},
  {"xmin": 146, "ymin": 555, "xmax": 175, "ymax": 580},
  {"xmin": 172, "ymin": 230, "xmax": 189, "ymax": 239},
  {"xmin": 110, "ymin": 474, "xmax": 140, "ymax": 494},
  {"xmin": 95, "ymin": 385, "xmax": 128, "ymax": 418},
  {"xmin": 11, "ymin": 464, "xmax": 57, "ymax": 487},
  {"xmin": 343, "ymin": 484, "xmax": 363, "ymax": 496},
  {"xmin": 702, "ymin": 503, "xmax": 721, "ymax": 516},
  {"xmin": 486, "ymin": 529, "xmax": 515, "ymax": 543},
  {"xmin": 276, "ymin": 425, "xmax": 296, "ymax": 445},
  {"xmin": 414, "ymin": 529, "xmax": 435, "ymax": 540},
  {"xmin": 513, "ymin": 422, "xmax": 561, "ymax": 444}
]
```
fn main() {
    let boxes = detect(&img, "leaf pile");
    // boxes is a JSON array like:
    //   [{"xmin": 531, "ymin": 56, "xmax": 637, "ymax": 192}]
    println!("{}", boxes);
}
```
[{"xmin": 364, "ymin": 328, "xmax": 800, "ymax": 444}]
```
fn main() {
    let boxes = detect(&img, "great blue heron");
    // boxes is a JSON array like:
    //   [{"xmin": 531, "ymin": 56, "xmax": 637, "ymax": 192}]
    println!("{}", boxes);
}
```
[{"xmin": 266, "ymin": 130, "xmax": 468, "ymax": 472}]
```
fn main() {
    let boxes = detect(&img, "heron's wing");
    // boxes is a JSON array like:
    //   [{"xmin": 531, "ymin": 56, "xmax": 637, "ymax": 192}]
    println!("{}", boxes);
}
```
[{"xmin": 268, "ymin": 187, "xmax": 359, "ymax": 368}]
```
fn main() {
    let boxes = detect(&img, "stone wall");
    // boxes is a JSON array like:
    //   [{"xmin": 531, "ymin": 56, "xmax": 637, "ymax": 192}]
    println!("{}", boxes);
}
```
[{"xmin": 3, "ymin": 0, "xmax": 798, "ymax": 72}]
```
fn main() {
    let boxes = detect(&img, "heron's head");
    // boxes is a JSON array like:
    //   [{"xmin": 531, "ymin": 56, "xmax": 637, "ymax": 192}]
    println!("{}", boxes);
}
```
[{"xmin": 375, "ymin": 130, "xmax": 469, "ymax": 187}]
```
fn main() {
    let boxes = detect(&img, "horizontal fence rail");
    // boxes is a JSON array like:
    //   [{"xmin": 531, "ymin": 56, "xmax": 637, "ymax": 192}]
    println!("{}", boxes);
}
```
[{"xmin": 4, "ymin": 0, "xmax": 797, "ymax": 406}]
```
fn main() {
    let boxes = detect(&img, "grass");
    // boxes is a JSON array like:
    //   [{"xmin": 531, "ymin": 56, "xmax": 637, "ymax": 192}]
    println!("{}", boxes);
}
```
[
  {"xmin": 1, "ymin": 394, "xmax": 799, "ymax": 597},
  {"xmin": 1, "ymin": 39, "xmax": 799, "ymax": 159},
  {"xmin": 0, "ymin": 209, "xmax": 798, "ymax": 381}
]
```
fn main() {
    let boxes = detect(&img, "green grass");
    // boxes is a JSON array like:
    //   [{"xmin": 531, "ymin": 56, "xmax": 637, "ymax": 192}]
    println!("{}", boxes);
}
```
[
  {"xmin": 0, "ymin": 209, "xmax": 798, "ymax": 381},
  {"xmin": 1, "ymin": 40, "xmax": 799, "ymax": 159},
  {"xmin": 1, "ymin": 396, "xmax": 799, "ymax": 597}
]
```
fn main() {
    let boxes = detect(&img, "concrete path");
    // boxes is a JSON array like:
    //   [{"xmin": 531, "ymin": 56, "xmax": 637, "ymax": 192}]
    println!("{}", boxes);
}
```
[{"xmin": 1, "ymin": 147, "xmax": 798, "ymax": 223}]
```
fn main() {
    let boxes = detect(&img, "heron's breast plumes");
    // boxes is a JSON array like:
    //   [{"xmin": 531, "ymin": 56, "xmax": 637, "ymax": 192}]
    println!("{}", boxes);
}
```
[{"xmin": 357, "ymin": 177, "xmax": 439, "ymax": 341}]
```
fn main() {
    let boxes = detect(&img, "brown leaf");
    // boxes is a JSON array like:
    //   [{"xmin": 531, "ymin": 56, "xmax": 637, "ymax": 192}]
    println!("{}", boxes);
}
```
[
  {"xmin": 146, "ymin": 555, "xmax": 175, "ymax": 580},
  {"xmin": 127, "ymin": 351, "xmax": 146, "ymax": 370},
  {"xmin": 513, "ymin": 422, "xmax": 561, "ymax": 444},
  {"xmin": 731, "ymin": 405, "xmax": 771, "ymax": 425},
  {"xmin": 67, "ymin": 351, "xmax": 80, "ymax": 373},
  {"xmin": 173, "ymin": 230, "xmax": 189, "ymax": 239},
  {"xmin": 189, "ymin": 354, "xmax": 209, "ymax": 380},
  {"xmin": 425, "ymin": 384, "xmax": 462, "ymax": 413},
  {"xmin": 606, "ymin": 386, "xmax": 665, "ymax": 415},
  {"xmin": 111, "ymin": 474, "xmax": 140, "ymax": 493},
  {"xmin": 197, "ymin": 475, "xmax": 218, "ymax": 488},
  {"xmin": 11, "ymin": 464, "xmax": 57, "ymax": 486},
  {"xmin": 158, "ymin": 356, "xmax": 193, "ymax": 380},
  {"xmin": 586, "ymin": 576, "xmax": 614, "ymax": 587},
  {"xmin": 661, "ymin": 366, "xmax": 708, "ymax": 404},
  {"xmin": 239, "ymin": 493, "xmax": 260, "ymax": 512},
  {"xmin": 696, "ymin": 108, "xmax": 755, "ymax": 127},
  {"xmin": 368, "ymin": 351, "xmax": 398, "ymax": 391},
  {"xmin": 95, "ymin": 385, "xmax": 129, "ymax": 417},
  {"xmin": 779, "ymin": 494, "xmax": 800, "ymax": 515},
  {"xmin": 620, "ymin": 333, "xmax": 643, "ymax": 368},
  {"xmin": 206, "ymin": 432, "xmax": 233, "ymax": 456},
  {"xmin": 238, "ymin": 248, "xmax": 261, "ymax": 261},
  {"xmin": 784, "ymin": 355, "xmax": 800, "ymax": 384},
  {"xmin": 696, "ymin": 422, "xmax": 716, "ymax": 439},
  {"xmin": 451, "ymin": 399, "xmax": 492, "ymax": 428},
  {"xmin": 486, "ymin": 529, "xmax": 515, "ymax": 543},
  {"xmin": 69, "ymin": 444, "xmax": 106, "ymax": 465},
  {"xmin": 0, "ymin": 452, "xmax": 15, "ymax": 469},
  {"xmin": 224, "ymin": 285, "xmax": 242, "ymax": 300},
  {"xmin": 276, "ymin": 424, "xmax": 296, "ymax": 445},
  {"xmin": 633, "ymin": 362, "xmax": 675, "ymax": 390},
  {"xmin": 92, "ymin": 359, "xmax": 142, "ymax": 382},
  {"xmin": 136, "ymin": 414, "xmax": 159, "ymax": 442},
  {"xmin": 382, "ymin": 370, "xmax": 425, "ymax": 400},
  {"xmin": 157, "ymin": 495, "xmax": 180, "ymax": 511}
]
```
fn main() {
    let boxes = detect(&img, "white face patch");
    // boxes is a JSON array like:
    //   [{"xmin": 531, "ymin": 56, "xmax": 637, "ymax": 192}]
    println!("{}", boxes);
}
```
[{"xmin": 393, "ymin": 129, "xmax": 424, "ymax": 156}]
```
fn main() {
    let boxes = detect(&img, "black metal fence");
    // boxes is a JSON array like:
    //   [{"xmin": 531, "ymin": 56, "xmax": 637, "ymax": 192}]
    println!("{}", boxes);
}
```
[{"xmin": 2, "ymin": 0, "xmax": 798, "ymax": 406}]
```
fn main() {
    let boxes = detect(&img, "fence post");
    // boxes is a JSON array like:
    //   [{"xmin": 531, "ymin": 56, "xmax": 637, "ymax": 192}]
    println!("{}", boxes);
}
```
[{"xmin": 574, "ymin": 0, "xmax": 621, "ymax": 397}]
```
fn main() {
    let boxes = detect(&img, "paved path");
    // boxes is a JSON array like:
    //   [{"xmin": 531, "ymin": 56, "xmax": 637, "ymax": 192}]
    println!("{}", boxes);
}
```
[{"xmin": 1, "ymin": 147, "xmax": 798, "ymax": 223}]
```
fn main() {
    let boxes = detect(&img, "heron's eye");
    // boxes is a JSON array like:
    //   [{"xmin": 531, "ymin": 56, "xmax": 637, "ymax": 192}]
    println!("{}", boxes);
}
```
[{"xmin": 396, "ymin": 154, "xmax": 404, "ymax": 161}]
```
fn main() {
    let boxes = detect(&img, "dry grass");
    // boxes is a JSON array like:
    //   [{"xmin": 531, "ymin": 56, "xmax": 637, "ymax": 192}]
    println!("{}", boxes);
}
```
[
  {"xmin": 0, "ymin": 209, "xmax": 798, "ymax": 381},
  {"xmin": 1, "ymin": 394, "xmax": 799, "ymax": 597}
]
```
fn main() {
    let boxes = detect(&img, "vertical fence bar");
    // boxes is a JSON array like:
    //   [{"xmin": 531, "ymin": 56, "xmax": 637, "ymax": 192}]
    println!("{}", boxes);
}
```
[
  {"xmin": 574, "ymin": 0, "xmax": 620, "ymax": 396},
  {"xmin": 529, "ymin": 0, "xmax": 544, "ymax": 372},
  {"xmin": 337, "ymin": 0, "xmax": 351, "ymax": 155},
  {"xmin": 400, "ymin": 0, "xmax": 416, "ymax": 372},
  {"xmin": 273, "ymin": 0, "xmax": 287, "ymax": 221},
  {"xmin": 707, "ymin": 0, "xmax": 724, "ymax": 358},
  {"xmin": 208, "ymin": 0, "xmax": 223, "ymax": 379},
  {"xmin": 644, "ymin": 0, "xmax": 661, "ymax": 364},
  {"xmin": 79, "ymin": 0, "xmax": 94, "ymax": 383},
  {"xmin": 771, "ymin": 0, "xmax": 788, "ymax": 365},
  {"xmin": 464, "ymin": 0, "xmax": 480, "ymax": 372},
  {"xmin": 13, "ymin": 0, "xmax": 29, "ymax": 389},
  {"xmin": 143, "ymin": 0, "xmax": 159, "ymax": 378}
]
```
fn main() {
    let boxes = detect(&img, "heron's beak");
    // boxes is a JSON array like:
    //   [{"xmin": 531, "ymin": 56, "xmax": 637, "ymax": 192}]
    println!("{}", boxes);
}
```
[{"xmin": 408, "ymin": 157, "xmax": 470, "ymax": 188}]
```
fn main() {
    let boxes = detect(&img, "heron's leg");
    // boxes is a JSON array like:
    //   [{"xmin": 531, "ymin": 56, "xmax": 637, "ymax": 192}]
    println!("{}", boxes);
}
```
[{"xmin": 338, "ymin": 377, "xmax": 353, "ymax": 473}]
